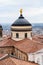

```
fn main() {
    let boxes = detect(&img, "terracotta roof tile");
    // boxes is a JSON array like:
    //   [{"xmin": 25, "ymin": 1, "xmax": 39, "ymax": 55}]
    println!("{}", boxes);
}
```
[
  {"xmin": 0, "ymin": 36, "xmax": 43, "ymax": 53},
  {"xmin": 32, "ymin": 35, "xmax": 43, "ymax": 44},
  {"xmin": 0, "ymin": 57, "xmax": 16, "ymax": 65},
  {"xmin": 0, "ymin": 56, "xmax": 38, "ymax": 65},
  {"xmin": 11, "ymin": 57, "xmax": 38, "ymax": 65},
  {"xmin": 0, "ymin": 54, "xmax": 6, "ymax": 58},
  {"xmin": 0, "ymin": 38, "xmax": 37, "ymax": 53}
]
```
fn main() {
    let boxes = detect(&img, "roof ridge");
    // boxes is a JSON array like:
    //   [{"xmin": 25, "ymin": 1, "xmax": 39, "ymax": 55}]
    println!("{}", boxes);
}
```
[{"xmin": 0, "ymin": 54, "xmax": 9, "ymax": 61}]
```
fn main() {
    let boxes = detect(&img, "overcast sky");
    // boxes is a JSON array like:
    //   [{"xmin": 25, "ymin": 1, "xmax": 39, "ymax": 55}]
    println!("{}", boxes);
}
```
[{"xmin": 0, "ymin": 0, "xmax": 43, "ymax": 24}]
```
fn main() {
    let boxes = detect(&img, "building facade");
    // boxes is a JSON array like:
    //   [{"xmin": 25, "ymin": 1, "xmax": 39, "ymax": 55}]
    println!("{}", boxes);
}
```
[
  {"xmin": 0, "ymin": 46, "xmax": 28, "ymax": 61},
  {"xmin": 28, "ymin": 49, "xmax": 43, "ymax": 65}
]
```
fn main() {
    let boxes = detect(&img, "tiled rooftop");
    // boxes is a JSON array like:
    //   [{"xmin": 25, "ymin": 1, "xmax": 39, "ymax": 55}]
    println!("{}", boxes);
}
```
[
  {"xmin": 0, "ymin": 35, "xmax": 42, "ymax": 65},
  {"xmin": 11, "ymin": 57, "xmax": 38, "ymax": 65},
  {"xmin": 32, "ymin": 35, "xmax": 43, "ymax": 44},
  {"xmin": 0, "ymin": 57, "xmax": 38, "ymax": 65},
  {"xmin": 0, "ymin": 57, "xmax": 16, "ymax": 65},
  {"xmin": 0, "ymin": 36, "xmax": 43, "ymax": 53}
]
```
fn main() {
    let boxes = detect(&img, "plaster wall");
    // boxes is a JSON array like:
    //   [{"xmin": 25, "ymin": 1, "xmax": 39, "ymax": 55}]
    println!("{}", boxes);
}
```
[{"xmin": 11, "ymin": 31, "xmax": 32, "ymax": 41}]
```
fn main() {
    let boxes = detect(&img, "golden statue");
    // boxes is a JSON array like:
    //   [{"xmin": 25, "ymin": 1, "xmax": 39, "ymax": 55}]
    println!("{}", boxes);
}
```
[{"xmin": 20, "ymin": 9, "xmax": 23, "ymax": 15}]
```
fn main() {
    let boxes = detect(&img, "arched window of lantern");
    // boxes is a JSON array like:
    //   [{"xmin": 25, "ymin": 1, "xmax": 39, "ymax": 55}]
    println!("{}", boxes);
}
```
[
  {"xmin": 25, "ymin": 33, "xmax": 27, "ymax": 38},
  {"xmin": 16, "ymin": 33, "xmax": 19, "ymax": 38}
]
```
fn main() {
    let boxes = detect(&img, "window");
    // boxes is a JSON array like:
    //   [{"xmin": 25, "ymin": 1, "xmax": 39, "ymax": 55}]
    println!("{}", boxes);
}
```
[
  {"xmin": 11, "ymin": 52, "xmax": 14, "ymax": 55},
  {"xmin": 31, "ymin": 32, "xmax": 32, "ymax": 37},
  {"xmin": 16, "ymin": 33, "xmax": 19, "ymax": 38},
  {"xmin": 24, "ymin": 57, "xmax": 25, "ymax": 60},
  {"xmin": 25, "ymin": 33, "xmax": 27, "ymax": 38},
  {"xmin": 11, "ymin": 32, "xmax": 12, "ymax": 37},
  {"xmin": 19, "ymin": 53, "xmax": 21, "ymax": 59}
]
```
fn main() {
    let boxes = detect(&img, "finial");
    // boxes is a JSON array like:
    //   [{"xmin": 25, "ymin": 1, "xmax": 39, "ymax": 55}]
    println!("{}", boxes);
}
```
[{"xmin": 20, "ymin": 9, "xmax": 23, "ymax": 15}]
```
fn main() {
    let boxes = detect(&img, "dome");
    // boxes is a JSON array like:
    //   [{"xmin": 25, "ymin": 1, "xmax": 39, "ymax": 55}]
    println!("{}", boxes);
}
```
[
  {"xmin": 0, "ymin": 25, "xmax": 3, "ymax": 30},
  {"xmin": 12, "ymin": 15, "xmax": 31, "ymax": 26},
  {"xmin": 11, "ymin": 9, "xmax": 32, "ymax": 41}
]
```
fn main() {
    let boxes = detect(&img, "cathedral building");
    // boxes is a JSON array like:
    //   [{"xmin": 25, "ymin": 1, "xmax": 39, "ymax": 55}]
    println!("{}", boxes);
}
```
[{"xmin": 0, "ymin": 9, "xmax": 43, "ymax": 65}]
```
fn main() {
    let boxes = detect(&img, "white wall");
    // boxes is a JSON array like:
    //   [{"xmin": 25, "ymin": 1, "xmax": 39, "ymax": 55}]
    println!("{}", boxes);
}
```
[
  {"xmin": 41, "ymin": 55, "xmax": 43, "ymax": 65},
  {"xmin": 34, "ymin": 49, "xmax": 43, "ymax": 65},
  {"xmin": 34, "ymin": 53, "xmax": 43, "ymax": 65},
  {"xmin": 11, "ymin": 31, "xmax": 32, "ymax": 41},
  {"xmin": 28, "ymin": 53, "xmax": 35, "ymax": 62},
  {"xmin": 27, "ymin": 52, "xmax": 43, "ymax": 65}
]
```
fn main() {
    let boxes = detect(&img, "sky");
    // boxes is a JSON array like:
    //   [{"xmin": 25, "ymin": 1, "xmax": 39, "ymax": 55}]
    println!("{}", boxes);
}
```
[{"xmin": 0, "ymin": 0, "xmax": 43, "ymax": 24}]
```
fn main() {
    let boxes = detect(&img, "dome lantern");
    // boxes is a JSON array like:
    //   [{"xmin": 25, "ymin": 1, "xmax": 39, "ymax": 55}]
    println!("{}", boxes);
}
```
[{"xmin": 11, "ymin": 9, "xmax": 32, "ymax": 41}]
